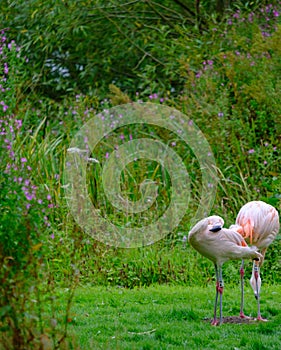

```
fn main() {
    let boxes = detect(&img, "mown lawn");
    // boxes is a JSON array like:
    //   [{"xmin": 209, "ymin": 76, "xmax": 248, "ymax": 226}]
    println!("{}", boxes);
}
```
[{"xmin": 59, "ymin": 284, "xmax": 281, "ymax": 349}]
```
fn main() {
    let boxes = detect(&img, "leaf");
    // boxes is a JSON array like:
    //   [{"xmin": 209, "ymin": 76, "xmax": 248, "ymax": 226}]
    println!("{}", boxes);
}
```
[
  {"xmin": 4, "ymin": 256, "xmax": 14, "ymax": 261},
  {"xmin": 32, "ymin": 243, "xmax": 43, "ymax": 251},
  {"xmin": 31, "ymin": 9, "xmax": 39, "ymax": 19},
  {"xmin": 0, "ymin": 305, "xmax": 12, "ymax": 318}
]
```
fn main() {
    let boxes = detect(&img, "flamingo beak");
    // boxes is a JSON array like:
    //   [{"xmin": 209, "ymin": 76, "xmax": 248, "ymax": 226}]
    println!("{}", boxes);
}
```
[{"xmin": 209, "ymin": 224, "xmax": 222, "ymax": 232}]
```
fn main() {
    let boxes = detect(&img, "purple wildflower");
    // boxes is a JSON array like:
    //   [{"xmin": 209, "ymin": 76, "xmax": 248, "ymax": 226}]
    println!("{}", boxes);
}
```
[{"xmin": 25, "ymin": 193, "xmax": 34, "ymax": 201}]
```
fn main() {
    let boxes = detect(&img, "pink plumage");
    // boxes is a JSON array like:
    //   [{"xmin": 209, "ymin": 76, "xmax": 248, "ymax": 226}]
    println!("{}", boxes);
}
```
[
  {"xmin": 233, "ymin": 200, "xmax": 280, "ymax": 320},
  {"xmin": 235, "ymin": 200, "xmax": 279, "ymax": 252},
  {"xmin": 188, "ymin": 215, "xmax": 262, "ymax": 325}
]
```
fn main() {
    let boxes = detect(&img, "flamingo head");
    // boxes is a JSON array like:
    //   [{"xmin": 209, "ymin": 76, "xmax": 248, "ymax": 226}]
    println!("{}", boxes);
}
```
[
  {"xmin": 250, "ymin": 260, "xmax": 262, "ymax": 299},
  {"xmin": 207, "ymin": 215, "xmax": 224, "ymax": 232}
]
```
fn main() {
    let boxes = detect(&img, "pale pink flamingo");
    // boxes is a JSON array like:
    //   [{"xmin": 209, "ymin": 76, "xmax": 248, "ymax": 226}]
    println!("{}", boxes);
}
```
[
  {"xmin": 188, "ymin": 215, "xmax": 262, "ymax": 325},
  {"xmin": 231, "ymin": 201, "xmax": 280, "ymax": 321}
]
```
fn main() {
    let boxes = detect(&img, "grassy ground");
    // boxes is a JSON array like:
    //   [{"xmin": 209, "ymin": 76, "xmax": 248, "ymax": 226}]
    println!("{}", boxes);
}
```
[{"xmin": 59, "ymin": 284, "xmax": 281, "ymax": 349}]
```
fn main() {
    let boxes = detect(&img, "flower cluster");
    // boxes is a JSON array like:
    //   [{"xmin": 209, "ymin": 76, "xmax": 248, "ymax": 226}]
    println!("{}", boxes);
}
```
[
  {"xmin": 228, "ymin": 3, "xmax": 280, "ymax": 37},
  {"xmin": 1, "ymin": 30, "xmax": 54, "ymax": 237}
]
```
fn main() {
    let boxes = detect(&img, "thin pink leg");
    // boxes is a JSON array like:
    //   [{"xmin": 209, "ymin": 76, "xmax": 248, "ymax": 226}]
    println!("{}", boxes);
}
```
[
  {"xmin": 254, "ymin": 267, "xmax": 267, "ymax": 322},
  {"xmin": 211, "ymin": 266, "xmax": 224, "ymax": 326},
  {"xmin": 240, "ymin": 260, "xmax": 246, "ymax": 318}
]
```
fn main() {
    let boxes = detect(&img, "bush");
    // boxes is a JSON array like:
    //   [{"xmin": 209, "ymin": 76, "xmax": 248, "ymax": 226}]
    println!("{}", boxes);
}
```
[{"xmin": 0, "ymin": 30, "xmax": 77, "ymax": 350}]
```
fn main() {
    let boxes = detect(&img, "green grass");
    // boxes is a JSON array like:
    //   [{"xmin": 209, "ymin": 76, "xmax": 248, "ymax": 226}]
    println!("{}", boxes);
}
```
[{"xmin": 59, "ymin": 284, "xmax": 281, "ymax": 349}]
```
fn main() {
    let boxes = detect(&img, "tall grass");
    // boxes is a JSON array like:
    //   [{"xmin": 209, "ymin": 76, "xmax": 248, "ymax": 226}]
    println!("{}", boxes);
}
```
[{"xmin": 0, "ymin": 30, "xmax": 78, "ymax": 349}]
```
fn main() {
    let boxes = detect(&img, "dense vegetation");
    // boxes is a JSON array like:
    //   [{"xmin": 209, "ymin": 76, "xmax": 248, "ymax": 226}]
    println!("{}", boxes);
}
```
[{"xmin": 0, "ymin": 1, "xmax": 280, "ymax": 348}]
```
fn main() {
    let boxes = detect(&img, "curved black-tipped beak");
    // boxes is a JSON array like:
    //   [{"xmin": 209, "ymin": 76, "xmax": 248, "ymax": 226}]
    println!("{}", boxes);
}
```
[{"xmin": 209, "ymin": 225, "xmax": 222, "ymax": 232}]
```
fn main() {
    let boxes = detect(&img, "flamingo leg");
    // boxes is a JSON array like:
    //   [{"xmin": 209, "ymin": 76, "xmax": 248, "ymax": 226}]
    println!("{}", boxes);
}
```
[
  {"xmin": 212, "ymin": 264, "xmax": 223, "ymax": 326},
  {"xmin": 211, "ymin": 264, "xmax": 219, "ymax": 325},
  {"xmin": 250, "ymin": 260, "xmax": 267, "ymax": 321},
  {"xmin": 254, "ymin": 264, "xmax": 261, "ymax": 319},
  {"xmin": 253, "ymin": 264, "xmax": 266, "ymax": 321},
  {"xmin": 239, "ymin": 259, "xmax": 247, "ymax": 318},
  {"xmin": 218, "ymin": 266, "xmax": 224, "ymax": 325}
]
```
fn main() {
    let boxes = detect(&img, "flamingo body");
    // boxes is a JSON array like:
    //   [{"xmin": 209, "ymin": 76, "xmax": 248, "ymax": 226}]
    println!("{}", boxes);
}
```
[
  {"xmin": 233, "ymin": 200, "xmax": 280, "ymax": 320},
  {"xmin": 188, "ymin": 215, "xmax": 262, "ymax": 325},
  {"xmin": 188, "ymin": 216, "xmax": 261, "ymax": 265},
  {"xmin": 235, "ymin": 200, "xmax": 279, "ymax": 252}
]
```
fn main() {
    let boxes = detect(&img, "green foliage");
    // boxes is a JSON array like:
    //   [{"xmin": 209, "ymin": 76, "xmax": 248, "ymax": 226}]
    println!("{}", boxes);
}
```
[
  {"xmin": 0, "ymin": 35, "xmax": 48, "ymax": 264},
  {"xmin": 0, "ymin": 31, "xmax": 77, "ymax": 350},
  {"xmin": 0, "ymin": 3, "xmax": 281, "ymax": 347},
  {"xmin": 176, "ymin": 7, "xmax": 281, "ymax": 212},
  {"xmin": 3, "ymin": 0, "xmax": 279, "ymax": 100},
  {"xmin": 1, "ymin": 0, "xmax": 185, "ymax": 98}
]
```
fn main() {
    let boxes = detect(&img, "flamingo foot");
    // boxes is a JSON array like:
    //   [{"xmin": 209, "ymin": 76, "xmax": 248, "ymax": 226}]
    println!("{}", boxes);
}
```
[
  {"xmin": 256, "ymin": 315, "xmax": 268, "ymax": 322},
  {"xmin": 211, "ymin": 319, "xmax": 219, "ymax": 326},
  {"xmin": 240, "ymin": 312, "xmax": 251, "ymax": 319}
]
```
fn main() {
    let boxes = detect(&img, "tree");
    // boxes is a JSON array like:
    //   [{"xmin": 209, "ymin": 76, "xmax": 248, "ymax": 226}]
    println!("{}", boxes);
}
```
[{"xmin": 0, "ymin": 0, "xmax": 273, "ymax": 99}]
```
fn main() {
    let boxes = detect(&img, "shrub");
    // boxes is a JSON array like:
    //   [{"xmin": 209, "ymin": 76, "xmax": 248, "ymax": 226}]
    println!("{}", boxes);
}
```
[{"xmin": 0, "ymin": 30, "xmax": 77, "ymax": 350}]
